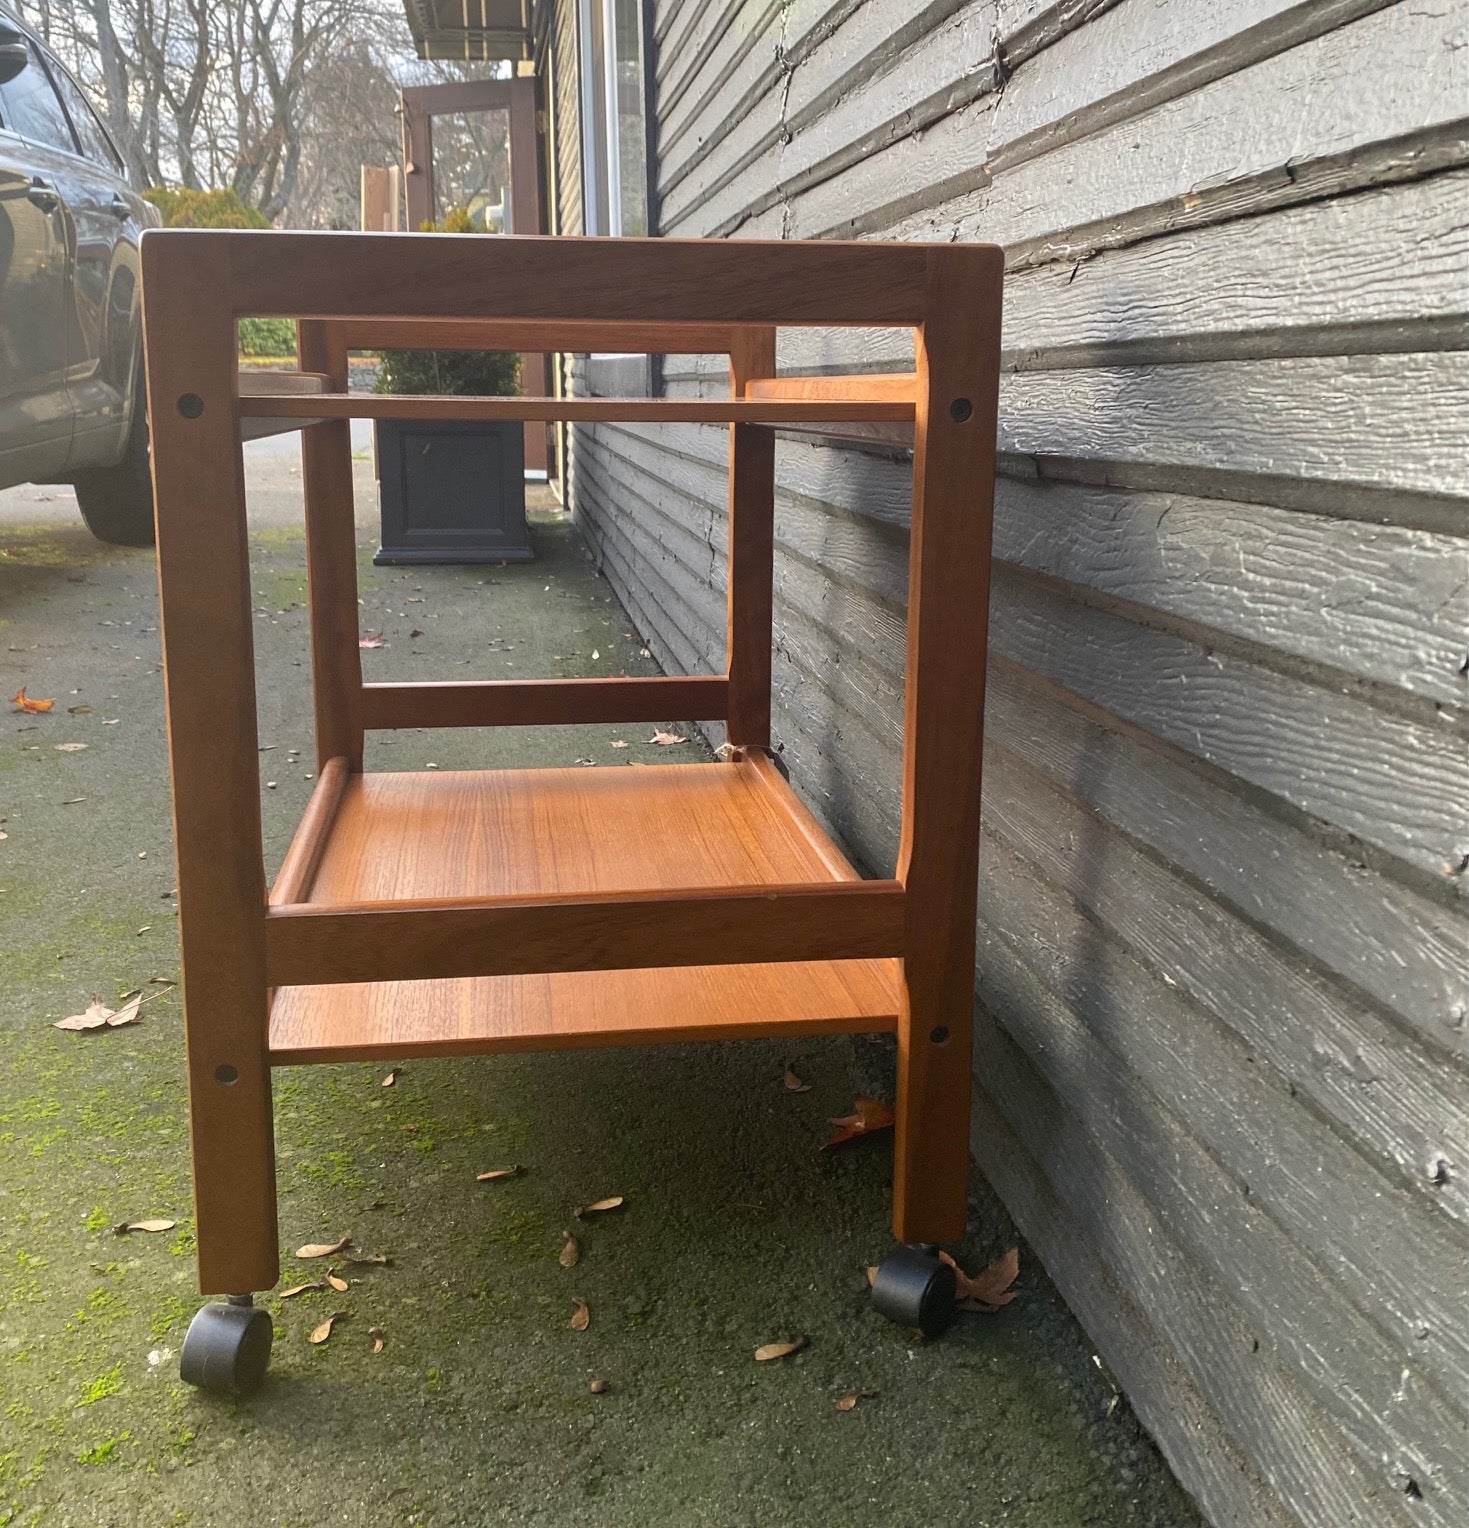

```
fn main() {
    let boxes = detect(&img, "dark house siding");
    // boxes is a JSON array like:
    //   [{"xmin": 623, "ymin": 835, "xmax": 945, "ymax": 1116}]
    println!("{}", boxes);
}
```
[{"xmin": 549, "ymin": 2, "xmax": 1469, "ymax": 1524}]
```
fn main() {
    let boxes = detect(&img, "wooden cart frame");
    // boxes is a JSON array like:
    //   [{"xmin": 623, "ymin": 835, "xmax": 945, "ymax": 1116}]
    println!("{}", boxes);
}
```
[{"xmin": 140, "ymin": 230, "xmax": 1004, "ymax": 1303}]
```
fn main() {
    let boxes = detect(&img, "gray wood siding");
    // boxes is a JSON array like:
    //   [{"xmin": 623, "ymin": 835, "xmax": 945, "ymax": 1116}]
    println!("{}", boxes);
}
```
[{"xmin": 552, "ymin": 2, "xmax": 1469, "ymax": 1524}]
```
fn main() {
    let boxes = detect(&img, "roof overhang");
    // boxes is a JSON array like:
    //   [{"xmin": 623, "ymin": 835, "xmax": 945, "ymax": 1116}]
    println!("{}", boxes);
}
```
[{"xmin": 400, "ymin": 0, "xmax": 532, "ymax": 61}]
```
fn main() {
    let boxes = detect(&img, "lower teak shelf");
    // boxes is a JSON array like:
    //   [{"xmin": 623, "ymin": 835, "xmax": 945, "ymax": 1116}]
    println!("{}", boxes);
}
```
[{"xmin": 268, "ymin": 756, "xmax": 901, "ymax": 1063}]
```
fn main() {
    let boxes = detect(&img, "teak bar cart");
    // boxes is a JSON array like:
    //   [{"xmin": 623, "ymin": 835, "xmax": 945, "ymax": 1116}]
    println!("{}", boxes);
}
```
[{"xmin": 139, "ymin": 230, "xmax": 1004, "ymax": 1392}]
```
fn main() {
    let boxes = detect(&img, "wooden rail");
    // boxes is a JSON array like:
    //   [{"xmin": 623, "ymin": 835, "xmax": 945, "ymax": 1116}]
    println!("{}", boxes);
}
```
[
  {"xmin": 359, "ymin": 676, "xmax": 729, "ymax": 730},
  {"xmin": 268, "ymin": 757, "xmax": 349, "ymax": 907},
  {"xmin": 239, "ymin": 393, "xmax": 916, "ymax": 425},
  {"xmin": 263, "ymin": 880, "xmax": 908, "ymax": 986}
]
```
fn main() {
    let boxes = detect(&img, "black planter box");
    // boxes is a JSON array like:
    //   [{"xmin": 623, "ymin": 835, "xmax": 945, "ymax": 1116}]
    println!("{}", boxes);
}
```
[{"xmin": 374, "ymin": 417, "xmax": 532, "ymax": 565}]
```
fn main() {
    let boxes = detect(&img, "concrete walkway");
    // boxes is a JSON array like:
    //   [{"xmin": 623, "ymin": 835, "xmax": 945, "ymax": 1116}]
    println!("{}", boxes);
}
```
[{"xmin": 0, "ymin": 441, "xmax": 1201, "ymax": 1527}]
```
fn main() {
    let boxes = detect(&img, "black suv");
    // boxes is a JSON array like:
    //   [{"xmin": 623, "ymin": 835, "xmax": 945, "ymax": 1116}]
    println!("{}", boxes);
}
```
[{"xmin": 0, "ymin": 14, "xmax": 158, "ymax": 545}]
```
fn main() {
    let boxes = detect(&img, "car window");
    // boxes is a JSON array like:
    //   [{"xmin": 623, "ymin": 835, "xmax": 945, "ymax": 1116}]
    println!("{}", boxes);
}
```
[
  {"xmin": 47, "ymin": 58, "xmax": 124, "ymax": 173},
  {"xmin": 0, "ymin": 42, "xmax": 78, "ymax": 155}
]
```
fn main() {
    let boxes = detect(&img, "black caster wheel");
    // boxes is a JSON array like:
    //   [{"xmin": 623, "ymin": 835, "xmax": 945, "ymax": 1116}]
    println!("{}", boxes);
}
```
[
  {"xmin": 871, "ymin": 1244, "xmax": 957, "ymax": 1338},
  {"xmin": 180, "ymin": 1298, "xmax": 272, "ymax": 1394}
]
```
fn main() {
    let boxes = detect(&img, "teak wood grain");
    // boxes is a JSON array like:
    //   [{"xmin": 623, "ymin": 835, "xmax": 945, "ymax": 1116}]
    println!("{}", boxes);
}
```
[
  {"xmin": 270, "ymin": 959, "xmax": 900, "ymax": 1064},
  {"xmin": 141, "ymin": 230, "xmax": 1003, "ymax": 1293},
  {"xmin": 359, "ymin": 675, "xmax": 727, "ymax": 730},
  {"xmin": 142, "ymin": 237, "xmax": 279, "ymax": 1296},
  {"xmin": 726, "ymin": 329, "xmax": 777, "ymax": 746},
  {"xmin": 296, "ymin": 321, "xmax": 365, "ymax": 770},
  {"xmin": 892, "ymin": 244, "xmax": 1005, "ymax": 1243},
  {"xmin": 240, "ymin": 393, "xmax": 914, "ymax": 425}
]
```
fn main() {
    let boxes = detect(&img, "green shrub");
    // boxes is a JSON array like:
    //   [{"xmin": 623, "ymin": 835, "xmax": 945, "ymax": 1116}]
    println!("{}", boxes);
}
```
[
  {"xmin": 142, "ymin": 186, "xmax": 269, "ymax": 229},
  {"xmin": 237, "ymin": 317, "xmax": 298, "ymax": 358},
  {"xmin": 375, "ymin": 208, "xmax": 520, "ymax": 397}
]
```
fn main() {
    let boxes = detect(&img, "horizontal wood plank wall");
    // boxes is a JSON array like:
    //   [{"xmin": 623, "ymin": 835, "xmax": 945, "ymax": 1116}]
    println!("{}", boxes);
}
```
[{"xmin": 549, "ymin": 1, "xmax": 1469, "ymax": 1524}]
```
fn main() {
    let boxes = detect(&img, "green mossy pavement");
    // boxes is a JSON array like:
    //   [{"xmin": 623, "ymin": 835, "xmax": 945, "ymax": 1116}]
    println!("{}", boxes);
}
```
[{"xmin": 0, "ymin": 465, "xmax": 1201, "ymax": 1527}]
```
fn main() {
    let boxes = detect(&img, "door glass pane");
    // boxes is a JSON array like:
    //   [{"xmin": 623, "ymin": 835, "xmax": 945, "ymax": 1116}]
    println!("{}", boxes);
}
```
[
  {"xmin": 611, "ymin": 0, "xmax": 647, "ymax": 235},
  {"xmin": 0, "ymin": 45, "xmax": 78, "ymax": 155},
  {"xmin": 430, "ymin": 109, "xmax": 510, "ymax": 230}
]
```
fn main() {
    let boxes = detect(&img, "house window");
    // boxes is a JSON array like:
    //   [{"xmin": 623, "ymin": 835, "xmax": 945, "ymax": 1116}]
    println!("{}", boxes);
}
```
[{"xmin": 579, "ymin": 0, "xmax": 648, "ymax": 237}]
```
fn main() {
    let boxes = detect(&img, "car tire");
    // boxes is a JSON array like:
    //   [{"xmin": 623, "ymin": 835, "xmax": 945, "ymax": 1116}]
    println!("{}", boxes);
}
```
[{"xmin": 72, "ymin": 394, "xmax": 154, "ymax": 548}]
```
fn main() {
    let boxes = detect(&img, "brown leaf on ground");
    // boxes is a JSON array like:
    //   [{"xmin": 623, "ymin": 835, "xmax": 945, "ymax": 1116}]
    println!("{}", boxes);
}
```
[
  {"xmin": 559, "ymin": 1232, "xmax": 581, "ymax": 1269},
  {"xmin": 588, "ymin": 1378, "xmax": 610, "ymax": 1394},
  {"xmin": 380, "ymin": 1067, "xmax": 400, "ymax": 1088},
  {"xmin": 278, "ymin": 1280, "xmax": 326, "ymax": 1299},
  {"xmin": 113, "ymin": 1217, "xmax": 176, "ymax": 1235},
  {"xmin": 408, "ymin": 629, "xmax": 424, "ymax": 640},
  {"xmin": 574, "ymin": 1195, "xmax": 624, "ymax": 1218},
  {"xmin": 358, "ymin": 631, "xmax": 385, "ymax": 648},
  {"xmin": 754, "ymin": 1337, "xmax": 809, "ymax": 1362},
  {"xmin": 54, "ymin": 1000, "xmax": 113, "ymax": 1032},
  {"xmin": 10, "ymin": 688, "xmax": 54, "ymax": 714},
  {"xmin": 54, "ymin": 993, "xmax": 142, "ymax": 1032},
  {"xmin": 783, "ymin": 1068, "xmax": 811, "ymax": 1093},
  {"xmin": 569, "ymin": 1297, "xmax": 591, "ymax": 1332},
  {"xmin": 296, "ymin": 1235, "xmax": 353, "ymax": 1259},
  {"xmin": 835, "ymin": 1389, "xmax": 878, "ymax": 1411},
  {"xmin": 67, "ymin": 704, "xmax": 92, "ymax": 715},
  {"xmin": 309, "ymin": 1311, "xmax": 347, "ymax": 1345},
  {"xmin": 822, "ymin": 1096, "xmax": 896, "ymax": 1149},
  {"xmin": 368, "ymin": 1325, "xmax": 386, "ymax": 1353},
  {"xmin": 940, "ymin": 1247, "xmax": 1020, "ymax": 1312},
  {"xmin": 106, "ymin": 996, "xmax": 143, "ymax": 1027},
  {"xmin": 475, "ymin": 1167, "xmax": 521, "ymax": 1182},
  {"xmin": 646, "ymin": 730, "xmax": 687, "ymax": 746},
  {"xmin": 326, "ymin": 1270, "xmax": 350, "ymax": 1294}
]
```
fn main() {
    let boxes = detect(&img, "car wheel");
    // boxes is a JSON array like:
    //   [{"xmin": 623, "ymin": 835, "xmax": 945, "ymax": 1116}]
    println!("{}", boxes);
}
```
[{"xmin": 72, "ymin": 395, "xmax": 154, "ymax": 548}]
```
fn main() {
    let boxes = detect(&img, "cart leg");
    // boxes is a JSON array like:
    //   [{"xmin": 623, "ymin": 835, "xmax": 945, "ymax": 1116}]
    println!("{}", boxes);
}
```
[{"xmin": 892, "ymin": 956, "xmax": 973, "ymax": 1246}]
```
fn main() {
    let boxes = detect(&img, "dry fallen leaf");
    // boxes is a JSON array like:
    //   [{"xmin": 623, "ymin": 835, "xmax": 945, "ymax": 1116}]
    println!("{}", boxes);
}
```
[
  {"xmin": 823, "ymin": 1096, "xmax": 896, "ymax": 1149},
  {"xmin": 68, "ymin": 704, "xmax": 92, "ymax": 715},
  {"xmin": 836, "ymin": 1389, "xmax": 878, "ymax": 1412},
  {"xmin": 54, "ymin": 993, "xmax": 142, "ymax": 1032},
  {"xmin": 575, "ymin": 1196, "xmax": 625, "ymax": 1219},
  {"xmin": 54, "ymin": 742, "xmax": 88, "ymax": 753},
  {"xmin": 588, "ymin": 1378, "xmax": 610, "ymax": 1394},
  {"xmin": 940, "ymin": 1247, "xmax": 1020, "ymax": 1313},
  {"xmin": 309, "ymin": 1311, "xmax": 347, "ymax": 1345},
  {"xmin": 368, "ymin": 1325, "xmax": 386, "ymax": 1354},
  {"xmin": 278, "ymin": 1280, "xmax": 326, "ymax": 1299},
  {"xmin": 11, "ymin": 688, "xmax": 54, "ymax": 714},
  {"xmin": 559, "ymin": 1232, "xmax": 581, "ymax": 1269},
  {"xmin": 476, "ymin": 1167, "xmax": 521, "ymax": 1182},
  {"xmin": 754, "ymin": 1337, "xmax": 809, "ymax": 1362},
  {"xmin": 380, "ymin": 1067, "xmax": 400, "ymax": 1088},
  {"xmin": 326, "ymin": 1270, "xmax": 350, "ymax": 1294},
  {"xmin": 784, "ymin": 1068, "xmax": 811, "ymax": 1093},
  {"xmin": 408, "ymin": 628, "xmax": 424, "ymax": 640},
  {"xmin": 54, "ymin": 1000, "xmax": 113, "ymax": 1032},
  {"xmin": 296, "ymin": 1235, "xmax": 353, "ymax": 1259},
  {"xmin": 343, "ymin": 1252, "xmax": 392, "ymax": 1267},
  {"xmin": 113, "ymin": 1218, "xmax": 176, "ymax": 1236},
  {"xmin": 646, "ymin": 730, "xmax": 688, "ymax": 746},
  {"xmin": 358, "ymin": 631, "xmax": 385, "ymax": 648},
  {"xmin": 569, "ymin": 1297, "xmax": 591, "ymax": 1332}
]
